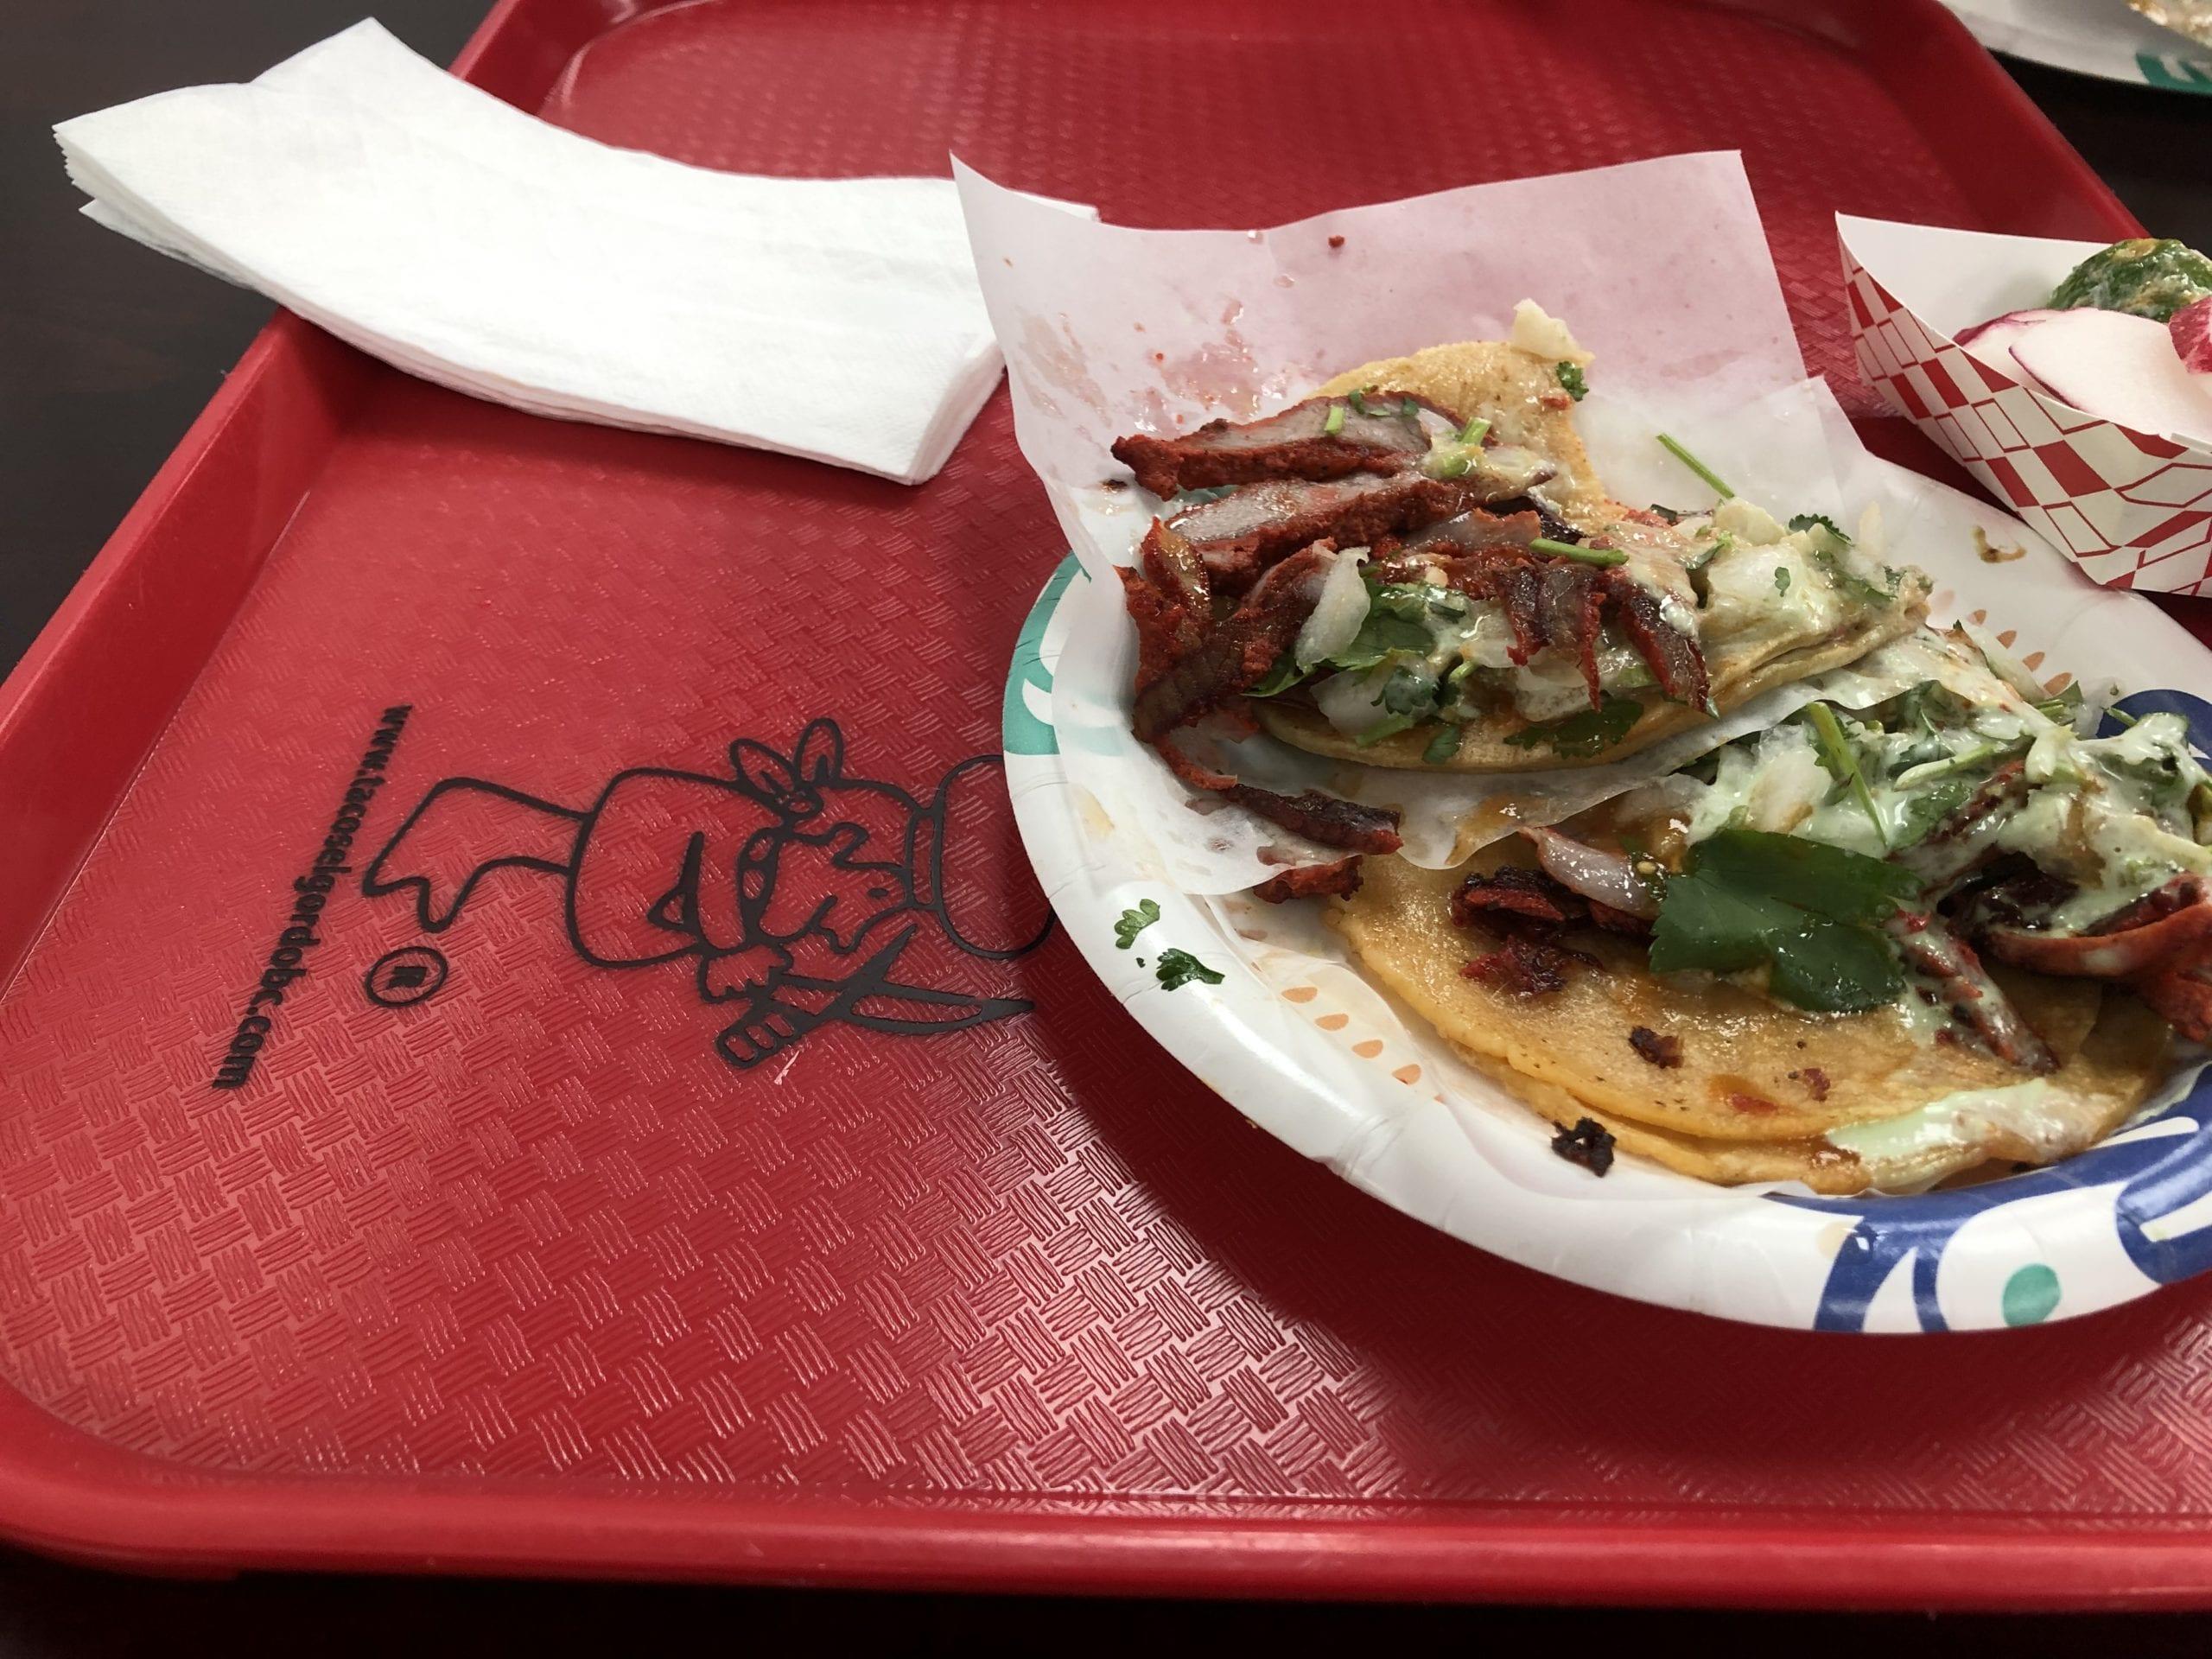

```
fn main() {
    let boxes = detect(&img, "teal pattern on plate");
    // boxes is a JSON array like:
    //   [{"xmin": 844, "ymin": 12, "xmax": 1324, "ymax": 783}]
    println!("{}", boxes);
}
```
[{"xmin": 1002, "ymin": 555, "xmax": 1079, "ymax": 758}]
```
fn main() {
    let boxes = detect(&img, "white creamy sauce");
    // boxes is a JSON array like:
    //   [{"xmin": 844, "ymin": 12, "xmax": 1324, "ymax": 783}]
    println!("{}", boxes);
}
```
[
  {"xmin": 1890, "ymin": 986, "xmax": 1957, "ymax": 1046},
  {"xmin": 1700, "ymin": 535, "xmax": 1843, "ymax": 652},
  {"xmin": 1312, "ymin": 662, "xmax": 1397, "ymax": 734},
  {"xmin": 1827, "ymin": 1077, "xmax": 2088, "ymax": 1190}
]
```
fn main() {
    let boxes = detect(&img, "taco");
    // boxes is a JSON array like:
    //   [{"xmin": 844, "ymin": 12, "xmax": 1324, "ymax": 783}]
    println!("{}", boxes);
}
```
[
  {"xmin": 1326, "ymin": 626, "xmax": 2210, "ymax": 1192},
  {"xmin": 1109, "ymin": 305, "xmax": 1926, "ymax": 858}
]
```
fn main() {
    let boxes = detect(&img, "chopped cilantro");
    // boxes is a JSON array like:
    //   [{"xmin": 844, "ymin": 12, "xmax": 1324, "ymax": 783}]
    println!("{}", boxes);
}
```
[
  {"xmin": 1892, "ymin": 738, "xmax": 2023, "ymax": 791},
  {"xmin": 1378, "ymin": 664, "xmax": 1439, "ymax": 716},
  {"xmin": 1154, "ymin": 948, "xmax": 1225, "ymax": 990},
  {"xmin": 1400, "ymin": 397, "xmax": 1419, "ymax": 419},
  {"xmin": 1367, "ymin": 582, "xmax": 1433, "ymax": 620},
  {"xmin": 1173, "ymin": 485, "xmax": 1237, "ymax": 506},
  {"xmin": 1247, "ymin": 653, "xmax": 1308, "ymax": 697},
  {"xmin": 1891, "ymin": 679, "xmax": 1973, "ymax": 739},
  {"xmin": 1503, "ymin": 695, "xmax": 1643, "ymax": 760},
  {"xmin": 1322, "ymin": 403, "xmax": 1346, "ymax": 437},
  {"xmin": 1891, "ymin": 775, "xmax": 1974, "ymax": 848},
  {"xmin": 1788, "ymin": 512, "xmax": 1900, "ymax": 607},
  {"xmin": 1785, "ymin": 512, "xmax": 1848, "ymax": 543},
  {"xmin": 1809, "ymin": 537, "xmax": 1895, "ymax": 607},
  {"xmin": 1656, "ymin": 433, "xmax": 1733, "ymax": 499},
  {"xmin": 2098, "ymin": 744, "xmax": 2195, "ymax": 810},
  {"xmin": 1530, "ymin": 536, "xmax": 1627, "ymax": 567},
  {"xmin": 1115, "ymin": 899, "xmax": 1160, "ymax": 950},
  {"xmin": 1774, "ymin": 566, "xmax": 1792, "ymax": 595},
  {"xmin": 1804, "ymin": 702, "xmax": 1887, "ymax": 847},
  {"xmin": 2034, "ymin": 682, "xmax": 2084, "ymax": 723},
  {"xmin": 1324, "ymin": 587, "xmax": 1432, "ymax": 670},
  {"xmin": 1682, "ymin": 530, "xmax": 1732, "ymax": 573},
  {"xmin": 1647, "ymin": 829, "xmax": 1919, "ymax": 1014},
  {"xmin": 1556, "ymin": 362, "xmax": 1588, "ymax": 401},
  {"xmin": 1422, "ymin": 724, "xmax": 1462, "ymax": 765}
]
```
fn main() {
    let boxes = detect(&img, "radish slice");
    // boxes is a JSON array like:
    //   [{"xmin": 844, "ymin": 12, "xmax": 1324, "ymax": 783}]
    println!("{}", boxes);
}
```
[
  {"xmin": 2010, "ymin": 308, "xmax": 2212, "ymax": 445},
  {"xmin": 2174, "ymin": 296, "xmax": 2212, "ymax": 379},
  {"xmin": 1953, "ymin": 308, "xmax": 2064, "ymax": 391}
]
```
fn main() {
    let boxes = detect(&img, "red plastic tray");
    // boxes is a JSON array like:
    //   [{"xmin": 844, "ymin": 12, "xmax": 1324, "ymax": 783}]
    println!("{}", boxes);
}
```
[{"xmin": 6, "ymin": 0, "xmax": 2212, "ymax": 1608}]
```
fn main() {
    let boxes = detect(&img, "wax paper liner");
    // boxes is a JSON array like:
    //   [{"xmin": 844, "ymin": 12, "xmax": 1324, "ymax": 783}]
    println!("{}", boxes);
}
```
[
  {"xmin": 963, "ymin": 150, "xmax": 1827, "ymax": 890},
  {"xmin": 1840, "ymin": 214, "xmax": 2212, "ymax": 596},
  {"xmin": 977, "ymin": 158, "xmax": 2212, "ymax": 1331}
]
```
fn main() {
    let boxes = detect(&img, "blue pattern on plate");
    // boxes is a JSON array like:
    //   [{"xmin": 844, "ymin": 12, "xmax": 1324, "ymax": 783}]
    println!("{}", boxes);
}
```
[{"xmin": 1772, "ymin": 1068, "xmax": 2212, "ymax": 1332}]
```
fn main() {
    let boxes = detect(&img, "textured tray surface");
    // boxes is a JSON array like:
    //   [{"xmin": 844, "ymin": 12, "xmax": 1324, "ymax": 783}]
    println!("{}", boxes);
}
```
[{"xmin": 3, "ymin": 0, "xmax": 2205, "ymax": 1597}]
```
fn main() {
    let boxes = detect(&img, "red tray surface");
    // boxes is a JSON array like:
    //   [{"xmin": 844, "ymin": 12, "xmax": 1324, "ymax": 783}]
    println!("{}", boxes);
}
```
[{"xmin": 3, "ymin": 0, "xmax": 2209, "ymax": 1608}]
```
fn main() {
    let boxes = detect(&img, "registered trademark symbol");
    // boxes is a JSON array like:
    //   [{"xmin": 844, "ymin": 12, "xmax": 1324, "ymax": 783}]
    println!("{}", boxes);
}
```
[{"xmin": 364, "ymin": 945, "xmax": 449, "ymax": 1008}]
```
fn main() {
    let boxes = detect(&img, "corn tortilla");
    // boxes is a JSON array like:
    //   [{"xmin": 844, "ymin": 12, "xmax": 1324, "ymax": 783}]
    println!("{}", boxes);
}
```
[
  {"xmin": 1329, "ymin": 851, "xmax": 2171, "ymax": 1190},
  {"xmin": 1274, "ymin": 341, "xmax": 1928, "ymax": 772}
]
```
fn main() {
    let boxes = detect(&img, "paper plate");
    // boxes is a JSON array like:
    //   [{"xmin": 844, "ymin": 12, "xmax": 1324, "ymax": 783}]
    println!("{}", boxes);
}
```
[
  {"xmin": 1006, "ymin": 548, "xmax": 2212, "ymax": 1333},
  {"xmin": 974, "ymin": 152, "xmax": 2212, "ymax": 1333},
  {"xmin": 1942, "ymin": 0, "xmax": 2212, "ymax": 94}
]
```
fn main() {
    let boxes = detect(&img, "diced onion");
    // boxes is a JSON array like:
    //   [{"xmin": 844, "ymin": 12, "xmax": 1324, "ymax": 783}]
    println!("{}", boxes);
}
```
[
  {"xmin": 1509, "ymin": 300, "xmax": 1594, "ymax": 365},
  {"xmin": 1294, "ymin": 548, "xmax": 1370, "ymax": 669},
  {"xmin": 1713, "ymin": 498, "xmax": 1784, "ymax": 545},
  {"xmin": 1313, "ymin": 664, "xmax": 1395, "ymax": 735},
  {"xmin": 1959, "ymin": 621, "xmax": 2046, "ymax": 704}
]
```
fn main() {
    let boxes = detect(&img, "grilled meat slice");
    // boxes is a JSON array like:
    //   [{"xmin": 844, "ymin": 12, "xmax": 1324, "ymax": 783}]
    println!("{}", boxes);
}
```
[
  {"xmin": 1154, "ymin": 736, "xmax": 1402, "ymax": 854},
  {"xmin": 1889, "ymin": 911, "xmax": 2057, "ymax": 1073},
  {"xmin": 1111, "ymin": 393, "xmax": 1436, "ymax": 497}
]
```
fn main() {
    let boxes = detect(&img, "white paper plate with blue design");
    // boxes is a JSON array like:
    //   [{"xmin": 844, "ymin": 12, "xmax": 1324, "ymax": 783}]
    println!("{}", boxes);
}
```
[
  {"xmin": 1001, "ymin": 439, "xmax": 2212, "ymax": 1338},
  {"xmin": 969, "ymin": 155, "xmax": 2212, "ymax": 1334}
]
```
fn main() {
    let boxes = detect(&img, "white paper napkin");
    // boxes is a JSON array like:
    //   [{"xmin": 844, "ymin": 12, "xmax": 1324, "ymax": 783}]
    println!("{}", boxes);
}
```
[{"xmin": 56, "ymin": 20, "xmax": 1034, "ymax": 484}]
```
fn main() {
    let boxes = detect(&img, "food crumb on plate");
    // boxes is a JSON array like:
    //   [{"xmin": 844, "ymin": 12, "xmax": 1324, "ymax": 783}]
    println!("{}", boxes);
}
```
[{"xmin": 1551, "ymin": 1116, "xmax": 1616, "ymax": 1176}]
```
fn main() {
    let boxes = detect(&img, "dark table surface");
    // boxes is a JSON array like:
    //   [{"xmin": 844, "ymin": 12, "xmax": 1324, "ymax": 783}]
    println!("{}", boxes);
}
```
[{"xmin": 5, "ymin": 2, "xmax": 2212, "ymax": 1649}]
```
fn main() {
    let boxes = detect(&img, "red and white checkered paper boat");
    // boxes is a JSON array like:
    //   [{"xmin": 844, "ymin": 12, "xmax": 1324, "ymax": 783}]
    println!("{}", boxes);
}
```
[{"xmin": 1840, "ymin": 213, "xmax": 2212, "ymax": 596}]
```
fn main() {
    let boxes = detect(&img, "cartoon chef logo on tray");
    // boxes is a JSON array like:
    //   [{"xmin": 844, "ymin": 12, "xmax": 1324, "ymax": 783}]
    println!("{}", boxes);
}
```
[{"xmin": 361, "ymin": 719, "xmax": 1052, "ymax": 1069}]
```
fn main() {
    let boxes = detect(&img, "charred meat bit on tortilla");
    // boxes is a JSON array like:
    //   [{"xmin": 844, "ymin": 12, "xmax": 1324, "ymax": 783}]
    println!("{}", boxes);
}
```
[
  {"xmin": 1449, "ymin": 866, "xmax": 1600, "ymax": 938},
  {"xmin": 1628, "ymin": 1026, "xmax": 1682, "ymax": 1068},
  {"xmin": 1252, "ymin": 856, "xmax": 1365, "ymax": 904},
  {"xmin": 1465, "ymin": 936, "xmax": 1575, "ymax": 997},
  {"xmin": 1110, "ymin": 393, "xmax": 1435, "ymax": 498}
]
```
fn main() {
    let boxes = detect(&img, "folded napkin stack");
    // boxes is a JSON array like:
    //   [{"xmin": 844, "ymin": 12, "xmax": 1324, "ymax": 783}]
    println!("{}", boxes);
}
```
[{"xmin": 56, "ymin": 21, "xmax": 1014, "ymax": 483}]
